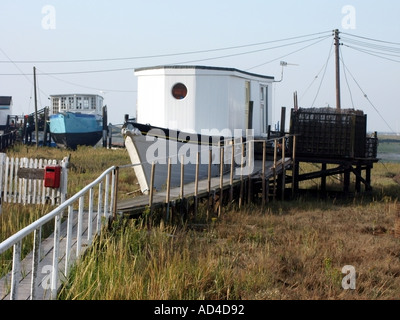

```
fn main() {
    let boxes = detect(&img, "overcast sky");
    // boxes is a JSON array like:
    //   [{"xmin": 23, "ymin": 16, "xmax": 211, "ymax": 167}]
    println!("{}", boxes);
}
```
[{"xmin": 1, "ymin": 0, "xmax": 399, "ymax": 133}]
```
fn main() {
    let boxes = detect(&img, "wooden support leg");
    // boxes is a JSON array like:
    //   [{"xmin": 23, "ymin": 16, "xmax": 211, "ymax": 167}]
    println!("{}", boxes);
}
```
[
  {"xmin": 321, "ymin": 163, "xmax": 327, "ymax": 194},
  {"xmin": 343, "ymin": 166, "xmax": 351, "ymax": 195},
  {"xmin": 355, "ymin": 164, "xmax": 362, "ymax": 193}
]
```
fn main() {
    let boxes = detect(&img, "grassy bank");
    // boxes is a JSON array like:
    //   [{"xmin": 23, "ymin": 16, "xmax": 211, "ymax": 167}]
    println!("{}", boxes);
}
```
[
  {"xmin": 1, "ymin": 143, "xmax": 400, "ymax": 300},
  {"xmin": 58, "ymin": 161, "xmax": 400, "ymax": 300}
]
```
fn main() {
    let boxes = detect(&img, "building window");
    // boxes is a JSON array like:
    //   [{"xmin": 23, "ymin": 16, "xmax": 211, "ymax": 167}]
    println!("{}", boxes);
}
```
[
  {"xmin": 76, "ymin": 97, "xmax": 82, "ymax": 109},
  {"xmin": 172, "ymin": 83, "xmax": 187, "ymax": 100},
  {"xmin": 83, "ymin": 97, "xmax": 89, "ymax": 109}
]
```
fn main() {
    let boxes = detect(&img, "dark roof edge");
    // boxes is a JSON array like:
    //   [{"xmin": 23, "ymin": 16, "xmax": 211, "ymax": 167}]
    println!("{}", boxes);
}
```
[{"xmin": 134, "ymin": 65, "xmax": 274, "ymax": 80}]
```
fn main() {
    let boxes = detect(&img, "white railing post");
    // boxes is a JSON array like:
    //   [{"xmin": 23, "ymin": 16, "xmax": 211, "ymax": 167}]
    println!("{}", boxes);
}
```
[
  {"xmin": 88, "ymin": 187, "xmax": 94, "ymax": 245},
  {"xmin": 104, "ymin": 173, "xmax": 110, "ymax": 220},
  {"xmin": 30, "ymin": 226, "xmax": 42, "ymax": 300},
  {"xmin": 10, "ymin": 241, "xmax": 22, "ymax": 300},
  {"xmin": 110, "ymin": 169, "xmax": 116, "ymax": 215},
  {"xmin": 76, "ymin": 196, "xmax": 84, "ymax": 257},
  {"xmin": 51, "ymin": 213, "xmax": 61, "ymax": 300},
  {"xmin": 65, "ymin": 205, "xmax": 74, "ymax": 277},
  {"xmin": 97, "ymin": 182, "xmax": 103, "ymax": 234}
]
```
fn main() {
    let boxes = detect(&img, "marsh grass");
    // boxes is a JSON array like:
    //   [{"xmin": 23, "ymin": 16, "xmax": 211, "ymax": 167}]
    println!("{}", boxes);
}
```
[
  {"xmin": 58, "ymin": 191, "xmax": 400, "ymax": 300},
  {"xmin": 55, "ymin": 147, "xmax": 400, "ymax": 300},
  {"xmin": 0, "ymin": 144, "xmax": 134, "ymax": 277},
  {"xmin": 2, "ymin": 144, "xmax": 400, "ymax": 300}
]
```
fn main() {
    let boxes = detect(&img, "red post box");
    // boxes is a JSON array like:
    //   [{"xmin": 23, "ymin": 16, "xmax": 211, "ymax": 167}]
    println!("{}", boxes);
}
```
[{"xmin": 44, "ymin": 165, "xmax": 61, "ymax": 188}]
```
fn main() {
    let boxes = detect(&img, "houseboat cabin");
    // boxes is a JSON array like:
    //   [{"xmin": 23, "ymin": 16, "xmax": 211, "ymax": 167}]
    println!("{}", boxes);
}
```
[
  {"xmin": 50, "ymin": 94, "xmax": 104, "ymax": 116},
  {"xmin": 134, "ymin": 65, "xmax": 274, "ymax": 137}
]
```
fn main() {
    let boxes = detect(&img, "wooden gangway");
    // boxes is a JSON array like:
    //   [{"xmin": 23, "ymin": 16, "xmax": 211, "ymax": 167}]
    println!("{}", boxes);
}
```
[
  {"xmin": 117, "ymin": 158, "xmax": 293, "ymax": 216},
  {"xmin": 0, "ymin": 209, "xmax": 100, "ymax": 300}
]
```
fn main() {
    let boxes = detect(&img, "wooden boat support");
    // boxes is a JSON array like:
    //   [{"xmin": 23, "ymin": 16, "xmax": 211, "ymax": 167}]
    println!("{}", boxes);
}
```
[{"xmin": 117, "ymin": 135, "xmax": 296, "ymax": 218}]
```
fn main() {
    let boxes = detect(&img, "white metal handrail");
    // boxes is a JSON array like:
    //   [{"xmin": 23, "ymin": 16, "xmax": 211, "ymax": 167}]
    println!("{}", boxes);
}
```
[{"xmin": 0, "ymin": 165, "xmax": 118, "ymax": 300}]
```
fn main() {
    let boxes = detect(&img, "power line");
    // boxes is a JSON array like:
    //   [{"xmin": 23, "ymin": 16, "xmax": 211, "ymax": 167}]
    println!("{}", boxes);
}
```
[
  {"xmin": 299, "ymin": 40, "xmax": 334, "ymax": 103},
  {"xmin": 311, "ymin": 40, "xmax": 334, "ymax": 107},
  {"xmin": 0, "ymin": 35, "xmax": 333, "ymax": 76},
  {"xmin": 344, "ymin": 45, "xmax": 400, "ymax": 64},
  {"xmin": 246, "ymin": 35, "xmax": 331, "ymax": 71},
  {"xmin": 0, "ymin": 31, "xmax": 332, "ymax": 64},
  {"xmin": 341, "ymin": 32, "xmax": 400, "ymax": 46},
  {"xmin": 339, "ymin": 47, "xmax": 355, "ymax": 109},
  {"xmin": 341, "ymin": 61, "xmax": 395, "ymax": 133},
  {"xmin": 37, "ymin": 68, "xmax": 137, "ymax": 93}
]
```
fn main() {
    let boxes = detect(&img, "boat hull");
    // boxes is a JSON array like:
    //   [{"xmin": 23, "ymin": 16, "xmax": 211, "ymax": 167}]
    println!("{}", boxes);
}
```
[
  {"xmin": 122, "ymin": 122, "xmax": 241, "ymax": 194},
  {"xmin": 49, "ymin": 112, "xmax": 103, "ymax": 149}
]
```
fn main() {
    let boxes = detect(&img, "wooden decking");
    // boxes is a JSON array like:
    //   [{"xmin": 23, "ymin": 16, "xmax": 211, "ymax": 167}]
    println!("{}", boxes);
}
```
[{"xmin": 117, "ymin": 159, "xmax": 292, "ymax": 215}]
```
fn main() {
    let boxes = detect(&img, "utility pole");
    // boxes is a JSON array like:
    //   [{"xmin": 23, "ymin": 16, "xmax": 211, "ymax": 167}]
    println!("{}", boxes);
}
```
[
  {"xmin": 33, "ymin": 66, "xmax": 39, "ymax": 147},
  {"xmin": 334, "ymin": 29, "xmax": 341, "ymax": 110}
]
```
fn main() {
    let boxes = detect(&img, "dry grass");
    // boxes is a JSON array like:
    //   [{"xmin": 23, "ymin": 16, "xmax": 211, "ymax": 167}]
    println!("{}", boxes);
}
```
[{"xmin": 59, "ymin": 196, "xmax": 400, "ymax": 300}]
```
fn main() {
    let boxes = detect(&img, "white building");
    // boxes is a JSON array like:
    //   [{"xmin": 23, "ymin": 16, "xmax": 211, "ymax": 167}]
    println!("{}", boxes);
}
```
[{"xmin": 134, "ymin": 65, "xmax": 274, "ymax": 137}]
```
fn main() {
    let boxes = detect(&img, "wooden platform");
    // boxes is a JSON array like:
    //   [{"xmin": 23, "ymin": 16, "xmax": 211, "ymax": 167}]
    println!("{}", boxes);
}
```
[{"xmin": 117, "ymin": 159, "xmax": 292, "ymax": 215}]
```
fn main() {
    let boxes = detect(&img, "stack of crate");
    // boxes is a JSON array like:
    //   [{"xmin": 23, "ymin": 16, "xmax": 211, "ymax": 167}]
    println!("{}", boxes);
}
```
[{"xmin": 290, "ymin": 108, "xmax": 368, "ymax": 159}]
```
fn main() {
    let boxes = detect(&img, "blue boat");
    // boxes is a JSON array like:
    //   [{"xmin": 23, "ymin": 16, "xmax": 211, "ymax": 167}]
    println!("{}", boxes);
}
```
[{"xmin": 49, "ymin": 94, "xmax": 106, "ymax": 149}]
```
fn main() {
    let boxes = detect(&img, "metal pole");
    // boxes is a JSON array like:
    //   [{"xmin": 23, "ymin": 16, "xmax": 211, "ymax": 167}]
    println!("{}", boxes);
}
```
[
  {"xmin": 334, "ymin": 29, "xmax": 341, "ymax": 110},
  {"xmin": 33, "ymin": 66, "xmax": 39, "ymax": 148}
]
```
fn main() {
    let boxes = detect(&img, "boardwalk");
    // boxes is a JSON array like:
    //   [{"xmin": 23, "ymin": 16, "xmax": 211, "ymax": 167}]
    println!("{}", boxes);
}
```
[
  {"xmin": 0, "ymin": 158, "xmax": 292, "ymax": 300},
  {"xmin": 118, "ymin": 159, "xmax": 292, "ymax": 214},
  {"xmin": 0, "ymin": 209, "xmax": 101, "ymax": 300}
]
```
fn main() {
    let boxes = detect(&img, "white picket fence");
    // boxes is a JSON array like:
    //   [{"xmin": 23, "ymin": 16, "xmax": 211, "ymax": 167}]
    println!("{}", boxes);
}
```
[{"xmin": 0, "ymin": 153, "xmax": 68, "ymax": 208}]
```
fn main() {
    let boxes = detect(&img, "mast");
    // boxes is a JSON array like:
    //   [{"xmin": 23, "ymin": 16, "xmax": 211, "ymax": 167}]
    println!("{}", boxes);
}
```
[
  {"xmin": 334, "ymin": 29, "xmax": 341, "ymax": 110},
  {"xmin": 33, "ymin": 66, "xmax": 39, "ymax": 147}
]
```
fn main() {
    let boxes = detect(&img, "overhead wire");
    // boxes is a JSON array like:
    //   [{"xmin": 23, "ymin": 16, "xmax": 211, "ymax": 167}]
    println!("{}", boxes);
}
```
[
  {"xmin": 0, "ymin": 30, "xmax": 332, "ymax": 64},
  {"xmin": 299, "ymin": 39, "xmax": 334, "ymax": 103},
  {"xmin": 339, "ymin": 47, "xmax": 355, "ymax": 109},
  {"xmin": 311, "ymin": 40, "xmax": 334, "ymax": 107},
  {"xmin": 245, "ymin": 35, "xmax": 331, "ymax": 71},
  {"xmin": 341, "ymin": 32, "xmax": 400, "ymax": 46},
  {"xmin": 340, "ymin": 60, "xmax": 395, "ymax": 133},
  {"xmin": 343, "ymin": 45, "xmax": 400, "ymax": 63},
  {"xmin": 35, "ymin": 68, "xmax": 136, "ymax": 93},
  {"xmin": 0, "ymin": 34, "xmax": 333, "ymax": 76}
]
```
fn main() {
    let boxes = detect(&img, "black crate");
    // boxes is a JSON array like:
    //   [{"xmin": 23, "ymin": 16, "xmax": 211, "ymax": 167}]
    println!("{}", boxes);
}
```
[{"xmin": 290, "ymin": 108, "xmax": 367, "ymax": 159}]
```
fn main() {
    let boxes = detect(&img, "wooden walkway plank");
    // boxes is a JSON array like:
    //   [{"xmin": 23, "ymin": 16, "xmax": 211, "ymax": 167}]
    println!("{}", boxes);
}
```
[
  {"xmin": 0, "ymin": 209, "xmax": 101, "ymax": 300},
  {"xmin": 117, "ymin": 159, "xmax": 292, "ymax": 214}
]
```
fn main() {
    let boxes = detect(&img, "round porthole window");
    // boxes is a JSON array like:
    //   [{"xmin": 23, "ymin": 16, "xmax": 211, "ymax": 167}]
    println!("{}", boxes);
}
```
[{"xmin": 172, "ymin": 83, "xmax": 188, "ymax": 100}]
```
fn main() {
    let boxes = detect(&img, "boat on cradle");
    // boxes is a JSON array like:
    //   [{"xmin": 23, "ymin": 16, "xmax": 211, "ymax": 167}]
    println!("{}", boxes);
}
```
[
  {"xmin": 49, "ymin": 94, "xmax": 107, "ymax": 149},
  {"xmin": 123, "ymin": 65, "xmax": 276, "ymax": 194}
]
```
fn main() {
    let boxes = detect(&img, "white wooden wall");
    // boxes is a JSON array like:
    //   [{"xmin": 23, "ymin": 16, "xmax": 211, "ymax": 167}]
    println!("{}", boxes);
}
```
[{"xmin": 0, "ymin": 153, "xmax": 68, "ymax": 207}]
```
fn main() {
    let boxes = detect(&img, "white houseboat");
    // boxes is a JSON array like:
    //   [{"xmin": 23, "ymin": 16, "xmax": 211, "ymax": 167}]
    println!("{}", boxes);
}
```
[{"xmin": 123, "ymin": 65, "xmax": 275, "ymax": 194}]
